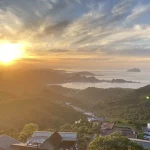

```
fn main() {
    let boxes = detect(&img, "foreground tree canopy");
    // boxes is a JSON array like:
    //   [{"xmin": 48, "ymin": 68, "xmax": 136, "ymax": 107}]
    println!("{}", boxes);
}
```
[
  {"xmin": 88, "ymin": 132, "xmax": 145, "ymax": 150},
  {"xmin": 19, "ymin": 123, "xmax": 39, "ymax": 142}
]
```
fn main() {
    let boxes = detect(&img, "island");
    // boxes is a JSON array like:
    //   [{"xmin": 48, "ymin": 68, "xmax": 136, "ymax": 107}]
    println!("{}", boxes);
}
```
[
  {"xmin": 98, "ymin": 79, "xmax": 140, "ymax": 83},
  {"xmin": 110, "ymin": 79, "xmax": 140, "ymax": 83},
  {"xmin": 127, "ymin": 68, "xmax": 141, "ymax": 72}
]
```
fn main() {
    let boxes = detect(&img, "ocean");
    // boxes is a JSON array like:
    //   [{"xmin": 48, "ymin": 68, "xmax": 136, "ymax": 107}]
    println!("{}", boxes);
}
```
[{"xmin": 60, "ymin": 70, "xmax": 150, "ymax": 89}]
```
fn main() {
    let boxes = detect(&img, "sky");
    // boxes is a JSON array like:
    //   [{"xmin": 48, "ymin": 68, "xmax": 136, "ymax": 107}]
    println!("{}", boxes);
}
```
[{"xmin": 0, "ymin": 0, "xmax": 150, "ymax": 69}]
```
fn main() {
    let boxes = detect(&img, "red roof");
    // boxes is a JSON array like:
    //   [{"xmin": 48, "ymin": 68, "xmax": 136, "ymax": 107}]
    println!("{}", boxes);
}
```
[{"xmin": 101, "ymin": 122, "xmax": 114, "ymax": 129}]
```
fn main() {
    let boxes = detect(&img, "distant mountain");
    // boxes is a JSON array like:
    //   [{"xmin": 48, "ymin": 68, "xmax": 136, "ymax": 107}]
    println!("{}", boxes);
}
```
[
  {"xmin": 0, "ymin": 68, "xmax": 100, "ymax": 95},
  {"xmin": 65, "ymin": 72, "xmax": 99, "ymax": 82},
  {"xmin": 67, "ymin": 71, "xmax": 104, "ymax": 76},
  {"xmin": 76, "ymin": 71, "xmax": 95, "ymax": 76},
  {"xmin": 0, "ymin": 68, "xmax": 139, "ymax": 96},
  {"xmin": 111, "ymin": 79, "xmax": 139, "ymax": 83},
  {"xmin": 127, "ymin": 68, "xmax": 141, "ymax": 72},
  {"xmin": 98, "ymin": 79, "xmax": 139, "ymax": 83}
]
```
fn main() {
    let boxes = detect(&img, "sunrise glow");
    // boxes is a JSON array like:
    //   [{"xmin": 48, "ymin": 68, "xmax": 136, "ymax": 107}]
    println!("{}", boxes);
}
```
[{"xmin": 0, "ymin": 42, "xmax": 25, "ymax": 64}]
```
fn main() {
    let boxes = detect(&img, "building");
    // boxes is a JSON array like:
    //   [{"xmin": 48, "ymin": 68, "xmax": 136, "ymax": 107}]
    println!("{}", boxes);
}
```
[
  {"xmin": 101, "ymin": 122, "xmax": 114, "ymax": 130},
  {"xmin": 147, "ymin": 123, "xmax": 150, "ymax": 132},
  {"xmin": 100, "ymin": 122, "xmax": 115, "ymax": 134},
  {"xmin": 0, "ymin": 135, "xmax": 20, "ymax": 150},
  {"xmin": 143, "ymin": 124, "xmax": 150, "ymax": 140},
  {"xmin": 88, "ymin": 117, "xmax": 104, "ymax": 122},
  {"xmin": 100, "ymin": 122, "xmax": 137, "ymax": 139},
  {"xmin": 12, "ymin": 131, "xmax": 77, "ymax": 150},
  {"xmin": 129, "ymin": 138, "xmax": 150, "ymax": 150}
]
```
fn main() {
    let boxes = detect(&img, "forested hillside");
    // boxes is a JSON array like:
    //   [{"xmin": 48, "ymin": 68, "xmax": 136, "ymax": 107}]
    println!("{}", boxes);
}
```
[
  {"xmin": 0, "ymin": 68, "xmax": 150, "ymax": 134},
  {"xmin": 92, "ymin": 85, "xmax": 150, "ymax": 120},
  {"xmin": 49, "ymin": 85, "xmax": 150, "ymax": 121},
  {"xmin": 0, "ymin": 89, "xmax": 83, "ymax": 131},
  {"xmin": 48, "ymin": 85, "xmax": 133, "ymax": 108}
]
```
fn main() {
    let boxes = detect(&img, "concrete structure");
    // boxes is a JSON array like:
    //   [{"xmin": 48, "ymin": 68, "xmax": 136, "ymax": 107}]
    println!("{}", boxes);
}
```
[
  {"xmin": 88, "ymin": 117, "xmax": 104, "ymax": 122},
  {"xmin": 129, "ymin": 138, "xmax": 150, "ymax": 150}
]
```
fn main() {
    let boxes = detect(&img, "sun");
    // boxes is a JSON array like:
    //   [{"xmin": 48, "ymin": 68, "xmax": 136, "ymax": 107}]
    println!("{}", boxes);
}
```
[{"xmin": 0, "ymin": 42, "xmax": 25, "ymax": 64}]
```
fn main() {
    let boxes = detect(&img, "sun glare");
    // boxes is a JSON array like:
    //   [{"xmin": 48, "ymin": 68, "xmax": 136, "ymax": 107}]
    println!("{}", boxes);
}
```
[{"xmin": 0, "ymin": 42, "xmax": 25, "ymax": 64}]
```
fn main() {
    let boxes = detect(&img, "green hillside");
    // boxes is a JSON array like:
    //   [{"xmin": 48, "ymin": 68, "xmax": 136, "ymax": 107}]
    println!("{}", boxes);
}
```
[
  {"xmin": 49, "ymin": 85, "xmax": 150, "ymax": 121},
  {"xmin": 0, "ymin": 89, "xmax": 83, "ymax": 131}
]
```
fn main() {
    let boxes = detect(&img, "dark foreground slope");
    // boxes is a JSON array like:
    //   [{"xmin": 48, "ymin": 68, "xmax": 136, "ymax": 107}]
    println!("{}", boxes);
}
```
[{"xmin": 0, "ymin": 89, "xmax": 82, "ymax": 131}]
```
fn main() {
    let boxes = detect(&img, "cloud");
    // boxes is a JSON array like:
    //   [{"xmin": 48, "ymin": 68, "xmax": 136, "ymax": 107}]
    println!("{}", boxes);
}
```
[
  {"xmin": 19, "ymin": 58, "xmax": 47, "ymax": 63},
  {"xmin": 44, "ymin": 20, "xmax": 71, "ymax": 35},
  {"xmin": 0, "ymin": 7, "xmax": 23, "ymax": 35},
  {"xmin": 126, "ymin": 3, "xmax": 150, "ymax": 22},
  {"xmin": 59, "ymin": 57, "xmax": 114, "ymax": 62},
  {"xmin": 112, "ymin": 0, "xmax": 133, "ymax": 15},
  {"xmin": 0, "ymin": 0, "xmax": 150, "ymax": 60},
  {"xmin": 48, "ymin": 49, "xmax": 70, "ymax": 53}
]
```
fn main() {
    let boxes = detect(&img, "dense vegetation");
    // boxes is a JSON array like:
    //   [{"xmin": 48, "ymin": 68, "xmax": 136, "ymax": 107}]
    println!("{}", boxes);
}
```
[
  {"xmin": 92, "ymin": 85, "xmax": 150, "ymax": 121},
  {"xmin": 3, "ymin": 120, "xmax": 147, "ymax": 150},
  {"xmin": 1, "ymin": 68, "xmax": 149, "ymax": 122},
  {"xmin": 49, "ymin": 85, "xmax": 150, "ymax": 121},
  {"xmin": 0, "ymin": 68, "xmax": 150, "ymax": 149},
  {"xmin": 3, "ymin": 118, "xmax": 98, "ymax": 148},
  {"xmin": 1, "ymin": 81, "xmax": 150, "ymax": 133},
  {"xmin": 0, "ymin": 89, "xmax": 83, "ymax": 131},
  {"xmin": 88, "ymin": 132, "xmax": 145, "ymax": 150}
]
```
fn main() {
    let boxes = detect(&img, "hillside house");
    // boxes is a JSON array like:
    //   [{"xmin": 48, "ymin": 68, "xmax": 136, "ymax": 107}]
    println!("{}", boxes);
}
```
[
  {"xmin": 100, "ymin": 122, "xmax": 114, "ymax": 133},
  {"xmin": 100, "ymin": 122, "xmax": 137, "ymax": 139},
  {"xmin": 12, "ymin": 131, "xmax": 77, "ymax": 150}
]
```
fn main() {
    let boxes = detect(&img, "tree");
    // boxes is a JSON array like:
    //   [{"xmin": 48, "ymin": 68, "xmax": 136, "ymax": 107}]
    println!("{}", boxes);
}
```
[
  {"xmin": 19, "ymin": 123, "xmax": 39, "ymax": 142},
  {"xmin": 88, "ymin": 132, "xmax": 144, "ymax": 150},
  {"xmin": 45, "ymin": 128, "xmax": 56, "ymax": 132},
  {"xmin": 59, "ymin": 124, "xmax": 73, "ymax": 132}
]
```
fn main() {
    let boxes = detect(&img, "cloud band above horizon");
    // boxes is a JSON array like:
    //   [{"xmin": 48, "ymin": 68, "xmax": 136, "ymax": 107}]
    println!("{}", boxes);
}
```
[{"xmin": 0, "ymin": 0, "xmax": 150, "ymax": 69}]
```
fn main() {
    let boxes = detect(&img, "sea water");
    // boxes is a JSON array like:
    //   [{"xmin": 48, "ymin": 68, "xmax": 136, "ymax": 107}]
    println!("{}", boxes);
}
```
[{"xmin": 60, "ymin": 70, "xmax": 150, "ymax": 89}]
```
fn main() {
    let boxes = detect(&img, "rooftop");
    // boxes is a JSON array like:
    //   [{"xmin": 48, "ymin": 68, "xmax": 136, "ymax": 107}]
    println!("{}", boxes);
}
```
[
  {"xmin": 32, "ymin": 131, "xmax": 53, "ymax": 137},
  {"xmin": 32, "ymin": 131, "xmax": 77, "ymax": 140},
  {"xmin": 26, "ymin": 131, "xmax": 77, "ymax": 146},
  {"xmin": 12, "ymin": 131, "xmax": 77, "ymax": 150},
  {"xmin": 101, "ymin": 122, "xmax": 114, "ymax": 130},
  {"xmin": 0, "ymin": 135, "xmax": 20, "ymax": 150}
]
